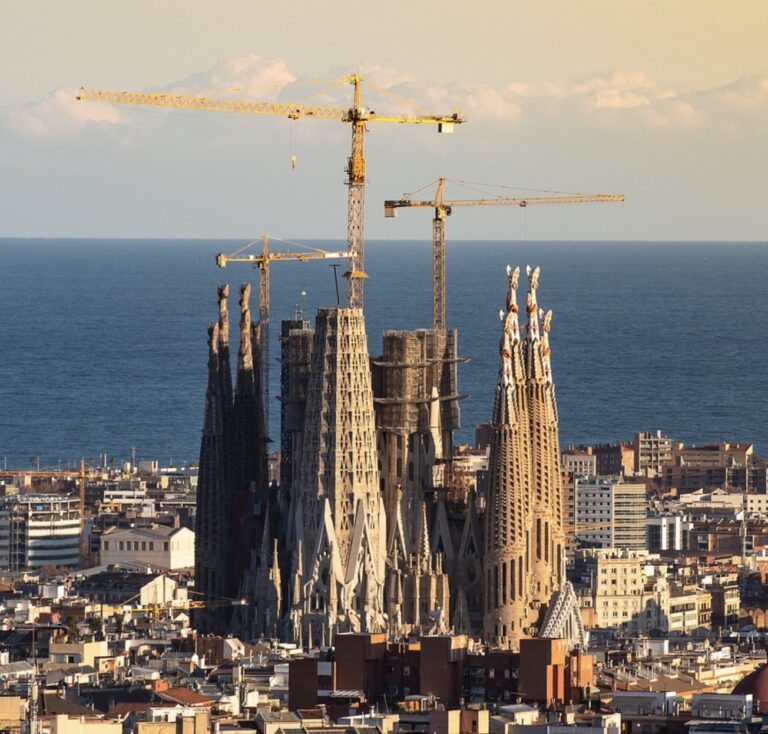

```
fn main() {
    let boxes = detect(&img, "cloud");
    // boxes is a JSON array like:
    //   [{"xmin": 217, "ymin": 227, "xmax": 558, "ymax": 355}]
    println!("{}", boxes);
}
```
[
  {"xmin": 689, "ymin": 71, "xmax": 768, "ymax": 135},
  {"xmin": 503, "ymin": 70, "xmax": 705, "ymax": 128},
  {"xmin": 3, "ymin": 57, "xmax": 766, "ymax": 143},
  {"xmin": 164, "ymin": 54, "xmax": 296, "ymax": 99},
  {"xmin": 4, "ymin": 87, "xmax": 128, "ymax": 138}
]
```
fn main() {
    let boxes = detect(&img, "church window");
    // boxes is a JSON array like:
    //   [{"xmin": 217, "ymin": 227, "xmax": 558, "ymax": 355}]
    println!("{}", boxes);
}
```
[{"xmin": 501, "ymin": 563, "xmax": 507, "ymax": 604}]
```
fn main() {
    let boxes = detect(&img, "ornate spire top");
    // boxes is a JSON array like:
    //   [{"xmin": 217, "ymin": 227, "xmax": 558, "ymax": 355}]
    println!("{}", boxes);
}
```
[
  {"xmin": 497, "ymin": 264, "xmax": 525, "ymax": 393},
  {"xmin": 542, "ymin": 309, "xmax": 552, "ymax": 334},
  {"xmin": 207, "ymin": 322, "xmax": 219, "ymax": 359},
  {"xmin": 217, "ymin": 285, "xmax": 230, "ymax": 345},
  {"xmin": 506, "ymin": 265, "xmax": 520, "ymax": 315},
  {"xmin": 501, "ymin": 265, "xmax": 522, "ymax": 346},
  {"xmin": 526, "ymin": 265, "xmax": 541, "ymax": 341},
  {"xmin": 207, "ymin": 323, "xmax": 221, "ymax": 382},
  {"xmin": 541, "ymin": 310, "xmax": 554, "ymax": 383},
  {"xmin": 239, "ymin": 284, "xmax": 253, "ymax": 371}
]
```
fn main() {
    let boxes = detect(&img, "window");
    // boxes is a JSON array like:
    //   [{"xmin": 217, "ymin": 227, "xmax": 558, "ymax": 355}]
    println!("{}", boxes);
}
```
[
  {"xmin": 104, "ymin": 541, "xmax": 110, "ymax": 551},
  {"xmin": 118, "ymin": 541, "xmax": 124, "ymax": 551},
  {"xmin": 164, "ymin": 542, "xmax": 169, "ymax": 551}
]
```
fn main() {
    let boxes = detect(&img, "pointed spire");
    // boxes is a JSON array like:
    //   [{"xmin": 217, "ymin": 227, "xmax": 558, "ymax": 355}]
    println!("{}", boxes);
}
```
[
  {"xmin": 239, "ymin": 284, "xmax": 253, "ymax": 371},
  {"xmin": 493, "ymin": 265, "xmax": 526, "ymax": 426},
  {"xmin": 260, "ymin": 505, "xmax": 272, "ymax": 567},
  {"xmin": 525, "ymin": 265, "xmax": 541, "ymax": 342},
  {"xmin": 525, "ymin": 265, "xmax": 547, "ymax": 385},
  {"xmin": 328, "ymin": 553, "xmax": 338, "ymax": 614},
  {"xmin": 500, "ymin": 265, "xmax": 522, "ymax": 384},
  {"xmin": 218, "ymin": 285, "xmax": 230, "ymax": 346},
  {"xmin": 270, "ymin": 538, "xmax": 282, "ymax": 616},
  {"xmin": 271, "ymin": 539, "xmax": 281, "ymax": 577},
  {"xmin": 292, "ymin": 539, "xmax": 304, "ymax": 606},
  {"xmin": 541, "ymin": 310, "xmax": 554, "ymax": 385},
  {"xmin": 207, "ymin": 322, "xmax": 219, "ymax": 366},
  {"xmin": 418, "ymin": 502, "xmax": 432, "ymax": 574},
  {"xmin": 429, "ymin": 386, "xmax": 443, "ymax": 461}
]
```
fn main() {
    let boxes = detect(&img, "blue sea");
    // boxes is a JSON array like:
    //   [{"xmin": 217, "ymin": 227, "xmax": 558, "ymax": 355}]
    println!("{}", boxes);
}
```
[{"xmin": 0, "ymin": 239, "xmax": 766, "ymax": 467}]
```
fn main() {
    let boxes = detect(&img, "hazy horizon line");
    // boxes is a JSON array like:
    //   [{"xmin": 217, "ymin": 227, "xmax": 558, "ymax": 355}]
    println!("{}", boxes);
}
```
[{"xmin": 2, "ymin": 236, "xmax": 768, "ymax": 245}]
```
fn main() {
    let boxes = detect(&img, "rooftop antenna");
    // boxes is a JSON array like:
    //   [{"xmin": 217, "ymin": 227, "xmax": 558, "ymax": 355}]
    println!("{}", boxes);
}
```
[{"xmin": 330, "ymin": 264, "xmax": 341, "ymax": 307}]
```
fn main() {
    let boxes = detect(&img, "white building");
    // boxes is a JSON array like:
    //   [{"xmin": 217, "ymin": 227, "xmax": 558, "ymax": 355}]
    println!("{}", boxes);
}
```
[
  {"xmin": 0, "ymin": 494, "xmax": 80, "ymax": 571},
  {"xmin": 574, "ymin": 479, "xmax": 646, "ymax": 550},
  {"xmin": 634, "ymin": 430, "xmax": 673, "ymax": 475},
  {"xmin": 561, "ymin": 448, "xmax": 597, "ymax": 477},
  {"xmin": 646, "ymin": 514, "xmax": 685, "ymax": 551},
  {"xmin": 100, "ymin": 525, "xmax": 194, "ymax": 570}
]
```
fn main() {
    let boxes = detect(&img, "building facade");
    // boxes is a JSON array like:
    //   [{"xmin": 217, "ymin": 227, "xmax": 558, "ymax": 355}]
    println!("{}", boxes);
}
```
[
  {"xmin": 561, "ymin": 448, "xmax": 596, "ymax": 477},
  {"xmin": 634, "ymin": 430, "xmax": 673, "ymax": 475},
  {"xmin": 0, "ymin": 494, "xmax": 80, "ymax": 571},
  {"xmin": 573, "ymin": 549, "xmax": 647, "ymax": 632},
  {"xmin": 646, "ymin": 514, "xmax": 686, "ymax": 552},
  {"xmin": 574, "ymin": 479, "xmax": 646, "ymax": 550},
  {"xmin": 100, "ymin": 525, "xmax": 194, "ymax": 570}
]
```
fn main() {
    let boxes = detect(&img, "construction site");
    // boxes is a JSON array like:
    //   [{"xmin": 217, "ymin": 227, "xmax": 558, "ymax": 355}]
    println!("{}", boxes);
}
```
[{"xmin": 72, "ymin": 73, "xmax": 623, "ymax": 650}]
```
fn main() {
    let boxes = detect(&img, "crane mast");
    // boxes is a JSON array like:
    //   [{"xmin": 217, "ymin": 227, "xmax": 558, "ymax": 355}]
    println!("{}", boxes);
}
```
[
  {"xmin": 385, "ymin": 178, "xmax": 624, "ymax": 330},
  {"xmin": 346, "ymin": 79, "xmax": 367, "ymax": 308},
  {"xmin": 78, "ymin": 76, "xmax": 464, "ymax": 310}
]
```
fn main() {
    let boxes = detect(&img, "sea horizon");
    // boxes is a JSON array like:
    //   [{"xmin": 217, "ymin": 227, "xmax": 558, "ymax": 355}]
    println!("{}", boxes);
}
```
[{"xmin": 1, "ymin": 237, "xmax": 766, "ymax": 467}]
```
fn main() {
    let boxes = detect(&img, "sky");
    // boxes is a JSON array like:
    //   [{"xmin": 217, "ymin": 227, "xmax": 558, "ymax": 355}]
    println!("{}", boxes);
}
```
[{"xmin": 1, "ymin": 1, "xmax": 767, "ymax": 241}]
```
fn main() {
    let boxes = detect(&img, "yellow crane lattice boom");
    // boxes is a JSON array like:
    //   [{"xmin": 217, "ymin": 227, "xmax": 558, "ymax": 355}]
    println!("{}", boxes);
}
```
[
  {"xmin": 77, "ymin": 76, "xmax": 465, "ymax": 310},
  {"xmin": 384, "ymin": 178, "xmax": 624, "ymax": 330}
]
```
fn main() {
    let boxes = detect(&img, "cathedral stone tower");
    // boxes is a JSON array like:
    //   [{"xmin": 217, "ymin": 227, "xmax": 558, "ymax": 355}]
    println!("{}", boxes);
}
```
[
  {"xmin": 288, "ymin": 308, "xmax": 387, "ymax": 645},
  {"xmin": 196, "ymin": 285, "xmax": 273, "ymax": 637},
  {"xmin": 194, "ymin": 287, "xmax": 235, "ymax": 633},
  {"xmin": 483, "ymin": 266, "xmax": 565, "ymax": 650}
]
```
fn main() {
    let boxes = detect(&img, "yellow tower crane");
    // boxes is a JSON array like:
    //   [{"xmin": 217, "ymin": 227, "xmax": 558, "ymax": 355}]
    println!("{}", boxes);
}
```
[
  {"xmin": 216, "ymin": 235, "xmax": 351, "ymax": 431},
  {"xmin": 77, "ymin": 75, "xmax": 464, "ymax": 310},
  {"xmin": 384, "ymin": 178, "xmax": 625, "ymax": 330},
  {"xmin": 122, "ymin": 591, "xmax": 246, "ymax": 624}
]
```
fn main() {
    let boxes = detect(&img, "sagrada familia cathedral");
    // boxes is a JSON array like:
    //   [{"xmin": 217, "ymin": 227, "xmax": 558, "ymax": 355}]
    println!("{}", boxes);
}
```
[{"xmin": 194, "ymin": 265, "xmax": 585, "ymax": 651}]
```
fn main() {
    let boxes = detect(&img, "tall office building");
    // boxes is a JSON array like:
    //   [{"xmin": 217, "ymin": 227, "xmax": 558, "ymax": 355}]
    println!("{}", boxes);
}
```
[{"xmin": 574, "ymin": 478, "xmax": 647, "ymax": 550}]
